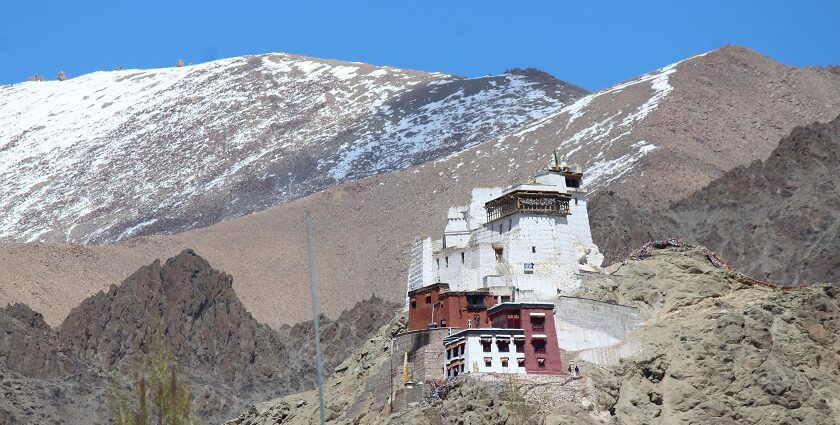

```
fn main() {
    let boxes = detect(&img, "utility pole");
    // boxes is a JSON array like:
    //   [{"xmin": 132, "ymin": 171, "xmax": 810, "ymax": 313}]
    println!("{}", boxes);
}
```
[{"xmin": 306, "ymin": 211, "xmax": 326, "ymax": 425}]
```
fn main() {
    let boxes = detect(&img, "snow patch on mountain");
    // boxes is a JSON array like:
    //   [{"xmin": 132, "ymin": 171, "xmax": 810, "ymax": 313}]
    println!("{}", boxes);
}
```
[{"xmin": 0, "ymin": 53, "xmax": 583, "ymax": 243}]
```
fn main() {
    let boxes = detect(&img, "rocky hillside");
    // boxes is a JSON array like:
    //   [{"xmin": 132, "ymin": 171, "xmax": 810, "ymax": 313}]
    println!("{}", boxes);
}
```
[
  {"xmin": 0, "ymin": 53, "xmax": 585, "ymax": 244},
  {"xmin": 0, "ymin": 250, "xmax": 399, "ymax": 424},
  {"xmin": 230, "ymin": 246, "xmax": 840, "ymax": 424},
  {"xmin": 590, "ymin": 113, "xmax": 840, "ymax": 284},
  {"xmin": 1, "ymin": 45, "xmax": 839, "ymax": 328}
]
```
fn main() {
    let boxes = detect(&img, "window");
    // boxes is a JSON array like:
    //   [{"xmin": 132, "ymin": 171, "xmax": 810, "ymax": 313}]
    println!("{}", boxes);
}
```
[
  {"xmin": 484, "ymin": 357, "xmax": 492, "ymax": 367},
  {"xmin": 497, "ymin": 341, "xmax": 510, "ymax": 352},
  {"xmin": 506, "ymin": 314, "xmax": 521, "ymax": 329},
  {"xmin": 445, "ymin": 256, "xmax": 449, "ymax": 267},
  {"xmin": 410, "ymin": 299, "xmax": 416, "ymax": 309},
  {"xmin": 500, "ymin": 296, "xmax": 511, "ymax": 303},
  {"xmin": 499, "ymin": 224, "xmax": 503, "ymax": 235},
  {"xmin": 436, "ymin": 258, "xmax": 440, "ymax": 268},
  {"xmin": 460, "ymin": 364, "xmax": 464, "ymax": 373},
  {"xmin": 508, "ymin": 218, "xmax": 512, "ymax": 231},
  {"xmin": 460, "ymin": 345, "xmax": 465, "ymax": 356},
  {"xmin": 532, "ymin": 246, "xmax": 536, "ymax": 253},
  {"xmin": 574, "ymin": 197, "xmax": 578, "ymax": 205},
  {"xmin": 533, "ymin": 340, "xmax": 546, "ymax": 353},
  {"xmin": 481, "ymin": 341, "xmax": 492, "ymax": 352},
  {"xmin": 461, "ymin": 252, "xmax": 465, "ymax": 263},
  {"xmin": 515, "ymin": 342, "xmax": 525, "ymax": 353},
  {"xmin": 517, "ymin": 358, "xmax": 526, "ymax": 367},
  {"xmin": 425, "ymin": 294, "xmax": 432, "ymax": 304},
  {"xmin": 440, "ymin": 319, "xmax": 447, "ymax": 327},
  {"xmin": 494, "ymin": 247, "xmax": 504, "ymax": 262},
  {"xmin": 500, "ymin": 357, "xmax": 509, "ymax": 368},
  {"xmin": 453, "ymin": 369, "xmax": 458, "ymax": 377},
  {"xmin": 531, "ymin": 317, "xmax": 545, "ymax": 332},
  {"xmin": 537, "ymin": 358, "xmax": 546, "ymax": 368}
]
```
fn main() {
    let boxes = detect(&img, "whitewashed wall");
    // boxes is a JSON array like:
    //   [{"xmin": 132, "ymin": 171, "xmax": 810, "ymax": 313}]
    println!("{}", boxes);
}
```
[{"xmin": 446, "ymin": 333, "xmax": 526, "ymax": 376}]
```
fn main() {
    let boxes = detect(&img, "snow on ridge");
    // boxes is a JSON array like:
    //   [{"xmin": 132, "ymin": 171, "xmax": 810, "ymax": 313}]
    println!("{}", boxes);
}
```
[{"xmin": 0, "ymin": 54, "xmax": 573, "ymax": 243}]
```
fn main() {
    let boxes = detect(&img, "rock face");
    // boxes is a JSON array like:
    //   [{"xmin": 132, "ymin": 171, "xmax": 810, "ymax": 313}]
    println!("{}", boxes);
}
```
[
  {"xmin": 590, "ymin": 113, "xmax": 840, "ymax": 284},
  {"xmin": 230, "ymin": 246, "xmax": 840, "ymax": 424},
  {"xmin": 0, "ymin": 250, "xmax": 399, "ymax": 424}
]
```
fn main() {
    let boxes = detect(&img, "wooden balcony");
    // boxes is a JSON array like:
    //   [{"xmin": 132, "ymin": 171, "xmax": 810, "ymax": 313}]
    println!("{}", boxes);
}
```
[{"xmin": 485, "ymin": 190, "xmax": 571, "ymax": 222}]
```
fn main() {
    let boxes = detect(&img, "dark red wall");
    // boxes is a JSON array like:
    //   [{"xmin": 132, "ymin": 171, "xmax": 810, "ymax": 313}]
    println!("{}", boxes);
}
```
[{"xmin": 520, "ymin": 306, "xmax": 562, "ymax": 374}]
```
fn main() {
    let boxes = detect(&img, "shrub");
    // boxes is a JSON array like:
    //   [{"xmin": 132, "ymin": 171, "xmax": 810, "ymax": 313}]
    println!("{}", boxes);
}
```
[
  {"xmin": 176, "ymin": 59, "xmax": 185, "ymax": 68},
  {"xmin": 57, "ymin": 71, "xmax": 67, "ymax": 81},
  {"xmin": 110, "ymin": 332, "xmax": 197, "ymax": 425}
]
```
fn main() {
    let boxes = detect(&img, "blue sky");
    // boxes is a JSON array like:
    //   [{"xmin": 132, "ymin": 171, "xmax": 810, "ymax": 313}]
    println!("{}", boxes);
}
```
[{"xmin": 2, "ymin": 1, "xmax": 838, "ymax": 90}]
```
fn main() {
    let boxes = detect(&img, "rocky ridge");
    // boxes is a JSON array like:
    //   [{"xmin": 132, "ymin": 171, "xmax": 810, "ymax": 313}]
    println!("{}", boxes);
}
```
[
  {"xmin": 0, "ymin": 250, "xmax": 399, "ymax": 424},
  {"xmin": 229, "ymin": 246, "xmax": 840, "ymax": 424},
  {"xmin": 590, "ymin": 113, "xmax": 840, "ymax": 284}
]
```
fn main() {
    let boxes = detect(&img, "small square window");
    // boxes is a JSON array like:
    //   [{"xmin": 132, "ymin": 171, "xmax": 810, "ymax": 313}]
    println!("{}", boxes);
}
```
[
  {"xmin": 533, "ymin": 340, "xmax": 546, "ymax": 353},
  {"xmin": 500, "ymin": 357, "xmax": 509, "ymax": 368},
  {"xmin": 537, "ymin": 358, "xmax": 546, "ymax": 368},
  {"xmin": 532, "ymin": 246, "xmax": 536, "ymax": 253},
  {"xmin": 484, "ymin": 357, "xmax": 492, "ymax": 367},
  {"xmin": 481, "ymin": 341, "xmax": 492, "ymax": 352},
  {"xmin": 515, "ymin": 342, "xmax": 525, "ymax": 353},
  {"xmin": 497, "ymin": 341, "xmax": 510, "ymax": 352},
  {"xmin": 410, "ymin": 299, "xmax": 416, "ymax": 309},
  {"xmin": 425, "ymin": 294, "xmax": 432, "ymax": 304},
  {"xmin": 531, "ymin": 317, "xmax": 545, "ymax": 332},
  {"xmin": 517, "ymin": 358, "xmax": 526, "ymax": 367}
]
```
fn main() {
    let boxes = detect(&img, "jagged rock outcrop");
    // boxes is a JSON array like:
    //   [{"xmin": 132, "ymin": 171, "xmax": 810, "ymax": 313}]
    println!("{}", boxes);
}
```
[
  {"xmin": 230, "ymin": 246, "xmax": 840, "ymax": 424},
  {"xmin": 0, "ymin": 250, "xmax": 399, "ymax": 424},
  {"xmin": 591, "ymin": 114, "xmax": 840, "ymax": 284}
]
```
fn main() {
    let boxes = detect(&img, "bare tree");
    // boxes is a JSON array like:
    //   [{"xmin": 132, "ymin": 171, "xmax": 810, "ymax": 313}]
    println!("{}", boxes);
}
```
[{"xmin": 57, "ymin": 71, "xmax": 67, "ymax": 81}]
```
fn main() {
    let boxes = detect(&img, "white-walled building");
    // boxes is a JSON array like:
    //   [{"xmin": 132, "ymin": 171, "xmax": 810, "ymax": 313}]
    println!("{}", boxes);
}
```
[
  {"xmin": 443, "ymin": 329, "xmax": 527, "ymax": 377},
  {"xmin": 408, "ymin": 152, "xmax": 604, "ymax": 303}
]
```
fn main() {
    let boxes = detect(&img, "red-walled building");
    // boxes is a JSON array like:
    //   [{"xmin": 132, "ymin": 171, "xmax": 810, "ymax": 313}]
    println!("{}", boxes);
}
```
[
  {"xmin": 406, "ymin": 283, "xmax": 496, "ymax": 331},
  {"xmin": 488, "ymin": 302, "xmax": 563, "ymax": 374}
]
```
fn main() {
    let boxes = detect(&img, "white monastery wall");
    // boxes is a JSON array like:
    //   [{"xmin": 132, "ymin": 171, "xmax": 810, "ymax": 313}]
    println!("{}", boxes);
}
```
[
  {"xmin": 553, "ymin": 296, "xmax": 642, "ymax": 365},
  {"xmin": 448, "ymin": 334, "xmax": 526, "ymax": 375}
]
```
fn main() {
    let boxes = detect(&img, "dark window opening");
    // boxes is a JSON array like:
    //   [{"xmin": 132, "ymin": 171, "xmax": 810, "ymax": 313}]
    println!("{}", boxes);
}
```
[
  {"xmin": 481, "ymin": 341, "xmax": 492, "ymax": 352},
  {"xmin": 517, "ymin": 358, "xmax": 526, "ymax": 367},
  {"xmin": 494, "ymin": 247, "xmax": 504, "ymax": 262},
  {"xmin": 445, "ymin": 256, "xmax": 449, "ymax": 267},
  {"xmin": 484, "ymin": 357, "xmax": 492, "ymax": 367},
  {"xmin": 460, "ymin": 345, "xmax": 465, "ymax": 356},
  {"xmin": 515, "ymin": 342, "xmax": 525, "ymax": 353},
  {"xmin": 500, "ymin": 296, "xmax": 511, "ymax": 303},
  {"xmin": 499, "ymin": 224, "xmax": 503, "ymax": 235},
  {"xmin": 533, "ymin": 340, "xmax": 547, "ymax": 353},
  {"xmin": 436, "ymin": 258, "xmax": 440, "ymax": 268},
  {"xmin": 505, "ymin": 314, "xmax": 521, "ymax": 329},
  {"xmin": 461, "ymin": 252, "xmax": 465, "ymax": 263},
  {"xmin": 565, "ymin": 177, "xmax": 581, "ymax": 188},
  {"xmin": 531, "ymin": 317, "xmax": 545, "ymax": 332},
  {"xmin": 574, "ymin": 197, "xmax": 578, "ymax": 205},
  {"xmin": 497, "ymin": 341, "xmax": 510, "ymax": 352},
  {"xmin": 466, "ymin": 294, "xmax": 486, "ymax": 310},
  {"xmin": 425, "ymin": 294, "xmax": 432, "ymax": 304},
  {"xmin": 501, "ymin": 357, "xmax": 509, "ymax": 368},
  {"xmin": 440, "ymin": 319, "xmax": 447, "ymax": 327},
  {"xmin": 410, "ymin": 299, "xmax": 416, "ymax": 309},
  {"xmin": 532, "ymin": 246, "xmax": 536, "ymax": 253},
  {"xmin": 537, "ymin": 358, "xmax": 546, "ymax": 368},
  {"xmin": 459, "ymin": 364, "xmax": 464, "ymax": 372},
  {"xmin": 508, "ymin": 218, "xmax": 513, "ymax": 231}
]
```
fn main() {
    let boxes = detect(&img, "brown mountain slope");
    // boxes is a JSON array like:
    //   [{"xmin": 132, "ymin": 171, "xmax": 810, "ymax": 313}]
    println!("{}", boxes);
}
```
[
  {"xmin": 0, "ymin": 250, "xmax": 399, "ymax": 424},
  {"xmin": 1, "ymin": 45, "xmax": 839, "ymax": 328},
  {"xmin": 591, "ymin": 114, "xmax": 840, "ymax": 284}
]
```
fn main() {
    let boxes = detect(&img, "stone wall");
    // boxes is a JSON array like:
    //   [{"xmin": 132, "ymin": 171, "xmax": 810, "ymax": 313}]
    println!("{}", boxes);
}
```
[{"xmin": 552, "ymin": 296, "xmax": 642, "ymax": 365}]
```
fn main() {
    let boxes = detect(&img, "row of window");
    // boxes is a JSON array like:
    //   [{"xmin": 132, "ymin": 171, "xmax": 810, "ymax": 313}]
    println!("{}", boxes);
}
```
[
  {"xmin": 480, "ymin": 339, "xmax": 546, "ymax": 353},
  {"xmin": 446, "ymin": 344, "xmax": 465, "ymax": 359},
  {"xmin": 484, "ymin": 357, "xmax": 526, "ymax": 368}
]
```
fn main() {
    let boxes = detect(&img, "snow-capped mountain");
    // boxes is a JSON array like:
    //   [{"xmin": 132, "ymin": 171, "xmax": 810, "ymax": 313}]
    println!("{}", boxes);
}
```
[{"xmin": 0, "ymin": 54, "xmax": 586, "ymax": 243}]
